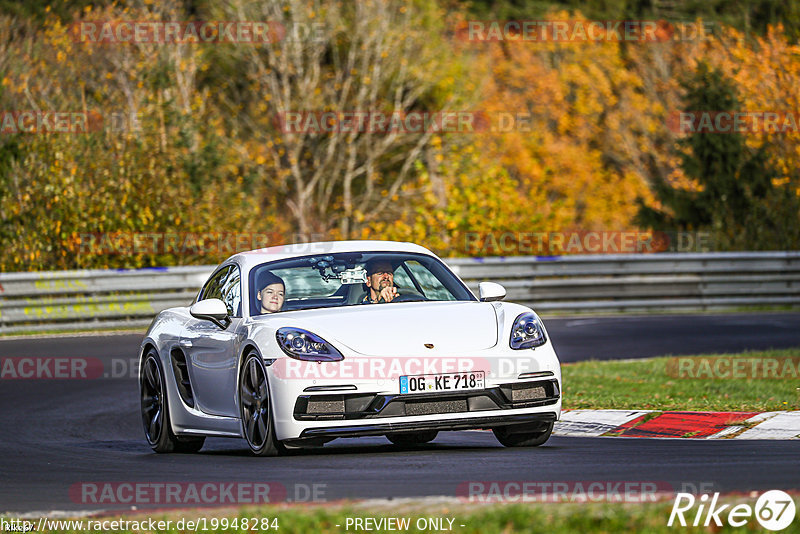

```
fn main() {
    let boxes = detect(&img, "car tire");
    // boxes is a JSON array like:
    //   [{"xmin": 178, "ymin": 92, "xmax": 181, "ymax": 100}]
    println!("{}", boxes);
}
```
[
  {"xmin": 239, "ymin": 352, "xmax": 285, "ymax": 457},
  {"xmin": 492, "ymin": 421, "xmax": 553, "ymax": 447},
  {"xmin": 140, "ymin": 349, "xmax": 205, "ymax": 453},
  {"xmin": 386, "ymin": 430, "xmax": 438, "ymax": 446}
]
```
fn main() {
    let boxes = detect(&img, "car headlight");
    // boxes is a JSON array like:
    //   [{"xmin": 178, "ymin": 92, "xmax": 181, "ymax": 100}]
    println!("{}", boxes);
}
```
[
  {"xmin": 276, "ymin": 328, "xmax": 344, "ymax": 362},
  {"xmin": 510, "ymin": 312, "xmax": 547, "ymax": 349}
]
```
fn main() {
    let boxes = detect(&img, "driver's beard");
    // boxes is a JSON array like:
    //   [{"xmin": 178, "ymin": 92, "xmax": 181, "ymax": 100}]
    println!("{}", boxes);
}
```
[{"xmin": 369, "ymin": 278, "xmax": 392, "ymax": 302}]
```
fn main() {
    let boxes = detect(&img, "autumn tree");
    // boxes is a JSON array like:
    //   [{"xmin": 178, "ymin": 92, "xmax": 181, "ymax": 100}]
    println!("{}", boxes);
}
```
[
  {"xmin": 636, "ymin": 62, "xmax": 800, "ymax": 249},
  {"xmin": 0, "ymin": 3, "xmax": 288, "ymax": 270},
  {"xmin": 3, "ymin": 2, "xmax": 800, "ymax": 271},
  {"xmin": 215, "ymin": 0, "xmax": 468, "ymax": 239}
]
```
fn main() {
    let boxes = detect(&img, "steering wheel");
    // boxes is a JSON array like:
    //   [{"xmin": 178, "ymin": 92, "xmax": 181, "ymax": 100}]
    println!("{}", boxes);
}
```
[{"xmin": 392, "ymin": 293, "xmax": 427, "ymax": 303}]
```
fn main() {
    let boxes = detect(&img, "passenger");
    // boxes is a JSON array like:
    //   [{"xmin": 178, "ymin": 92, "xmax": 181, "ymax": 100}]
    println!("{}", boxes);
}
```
[
  {"xmin": 255, "ymin": 271, "xmax": 286, "ymax": 314},
  {"xmin": 361, "ymin": 259, "xmax": 398, "ymax": 304}
]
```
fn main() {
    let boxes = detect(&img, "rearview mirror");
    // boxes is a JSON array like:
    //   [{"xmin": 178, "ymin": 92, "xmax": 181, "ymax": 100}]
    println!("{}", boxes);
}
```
[
  {"xmin": 479, "ymin": 282, "xmax": 506, "ymax": 302},
  {"xmin": 190, "ymin": 298, "xmax": 230, "ymax": 329}
]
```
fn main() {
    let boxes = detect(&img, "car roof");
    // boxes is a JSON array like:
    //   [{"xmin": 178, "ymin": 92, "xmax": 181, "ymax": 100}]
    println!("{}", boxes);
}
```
[{"xmin": 227, "ymin": 240, "xmax": 439, "ymax": 272}]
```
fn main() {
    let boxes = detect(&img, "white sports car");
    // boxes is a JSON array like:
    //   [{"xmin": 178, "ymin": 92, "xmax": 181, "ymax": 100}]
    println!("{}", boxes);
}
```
[{"xmin": 139, "ymin": 241, "xmax": 561, "ymax": 455}]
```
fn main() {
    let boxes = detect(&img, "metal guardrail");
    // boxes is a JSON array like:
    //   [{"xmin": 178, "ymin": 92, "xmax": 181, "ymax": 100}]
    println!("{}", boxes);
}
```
[
  {"xmin": 0, "ymin": 266, "xmax": 212, "ymax": 334},
  {"xmin": 1, "ymin": 252, "xmax": 799, "ymax": 333}
]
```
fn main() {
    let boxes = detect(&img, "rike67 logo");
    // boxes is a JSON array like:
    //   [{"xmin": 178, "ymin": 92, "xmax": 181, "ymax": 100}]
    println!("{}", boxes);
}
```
[{"xmin": 669, "ymin": 490, "xmax": 796, "ymax": 531}]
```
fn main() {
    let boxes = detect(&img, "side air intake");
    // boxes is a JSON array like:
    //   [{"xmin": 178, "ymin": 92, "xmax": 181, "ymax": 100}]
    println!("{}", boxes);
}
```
[{"xmin": 170, "ymin": 349, "xmax": 195, "ymax": 408}]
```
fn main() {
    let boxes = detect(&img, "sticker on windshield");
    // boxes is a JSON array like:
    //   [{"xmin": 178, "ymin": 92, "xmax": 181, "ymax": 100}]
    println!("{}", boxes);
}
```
[{"xmin": 340, "ymin": 268, "xmax": 367, "ymax": 285}]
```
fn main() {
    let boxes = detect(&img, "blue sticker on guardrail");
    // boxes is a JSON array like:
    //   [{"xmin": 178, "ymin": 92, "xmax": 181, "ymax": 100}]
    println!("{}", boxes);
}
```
[{"xmin": 112, "ymin": 267, "xmax": 170, "ymax": 273}]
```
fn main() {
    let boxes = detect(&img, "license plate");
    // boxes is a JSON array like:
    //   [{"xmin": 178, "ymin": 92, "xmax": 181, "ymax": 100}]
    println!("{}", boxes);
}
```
[{"xmin": 399, "ymin": 371, "xmax": 485, "ymax": 394}]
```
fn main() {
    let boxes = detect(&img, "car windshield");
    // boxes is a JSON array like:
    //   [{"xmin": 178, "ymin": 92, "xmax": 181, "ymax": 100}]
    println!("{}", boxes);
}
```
[{"xmin": 248, "ymin": 252, "xmax": 475, "ymax": 315}]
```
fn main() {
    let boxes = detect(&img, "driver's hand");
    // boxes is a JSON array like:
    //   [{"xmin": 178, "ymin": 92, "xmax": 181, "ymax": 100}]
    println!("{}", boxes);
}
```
[{"xmin": 380, "ymin": 286, "xmax": 398, "ymax": 302}]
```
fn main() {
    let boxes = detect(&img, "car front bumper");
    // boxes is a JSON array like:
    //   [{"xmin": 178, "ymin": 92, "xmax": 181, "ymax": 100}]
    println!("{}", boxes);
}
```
[
  {"xmin": 267, "ymin": 344, "xmax": 562, "ymax": 441},
  {"xmin": 297, "ymin": 412, "xmax": 558, "ymax": 440}
]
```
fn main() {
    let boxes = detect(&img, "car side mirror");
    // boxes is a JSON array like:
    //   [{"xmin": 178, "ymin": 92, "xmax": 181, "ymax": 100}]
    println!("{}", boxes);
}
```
[
  {"xmin": 479, "ymin": 282, "xmax": 506, "ymax": 302},
  {"xmin": 190, "ymin": 298, "xmax": 230, "ymax": 329}
]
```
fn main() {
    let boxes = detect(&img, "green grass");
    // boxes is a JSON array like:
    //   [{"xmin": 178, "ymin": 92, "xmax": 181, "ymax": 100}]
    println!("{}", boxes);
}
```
[
  {"xmin": 15, "ymin": 497, "xmax": 800, "ymax": 534},
  {"xmin": 562, "ymin": 348, "xmax": 800, "ymax": 411},
  {"xmin": 539, "ymin": 305, "xmax": 800, "ymax": 318}
]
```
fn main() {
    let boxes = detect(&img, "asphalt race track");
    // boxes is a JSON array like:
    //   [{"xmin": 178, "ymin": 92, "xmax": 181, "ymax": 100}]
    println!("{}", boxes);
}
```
[
  {"xmin": 1, "ymin": 312, "xmax": 799, "ymax": 513},
  {"xmin": 549, "ymin": 312, "xmax": 800, "ymax": 362}
]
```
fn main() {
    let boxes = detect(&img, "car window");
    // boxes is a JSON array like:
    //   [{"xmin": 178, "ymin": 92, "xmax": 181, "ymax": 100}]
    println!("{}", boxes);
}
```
[
  {"xmin": 268, "ymin": 266, "xmax": 339, "ymax": 298},
  {"xmin": 219, "ymin": 266, "xmax": 242, "ymax": 317},
  {"xmin": 391, "ymin": 266, "xmax": 415, "ymax": 290},
  {"xmin": 403, "ymin": 260, "xmax": 457, "ymax": 301},
  {"xmin": 199, "ymin": 265, "xmax": 242, "ymax": 317},
  {"xmin": 249, "ymin": 252, "xmax": 475, "ymax": 314},
  {"xmin": 199, "ymin": 266, "xmax": 230, "ymax": 302}
]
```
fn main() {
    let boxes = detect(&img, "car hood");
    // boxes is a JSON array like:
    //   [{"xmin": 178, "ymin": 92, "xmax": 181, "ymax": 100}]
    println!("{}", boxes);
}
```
[{"xmin": 282, "ymin": 301, "xmax": 499, "ymax": 356}]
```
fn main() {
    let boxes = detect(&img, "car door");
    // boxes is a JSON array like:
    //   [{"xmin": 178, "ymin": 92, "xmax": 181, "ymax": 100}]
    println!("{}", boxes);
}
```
[{"xmin": 180, "ymin": 264, "xmax": 243, "ymax": 417}]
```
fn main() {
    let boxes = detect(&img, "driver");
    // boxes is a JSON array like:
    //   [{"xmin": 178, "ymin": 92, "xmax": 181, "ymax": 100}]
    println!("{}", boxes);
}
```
[
  {"xmin": 255, "ymin": 271, "xmax": 285, "ymax": 314},
  {"xmin": 361, "ymin": 259, "xmax": 398, "ymax": 304}
]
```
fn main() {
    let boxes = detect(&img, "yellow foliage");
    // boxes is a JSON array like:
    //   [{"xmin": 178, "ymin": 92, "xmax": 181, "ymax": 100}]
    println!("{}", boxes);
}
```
[{"xmin": 2, "ymin": 6, "xmax": 799, "ymax": 269}]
